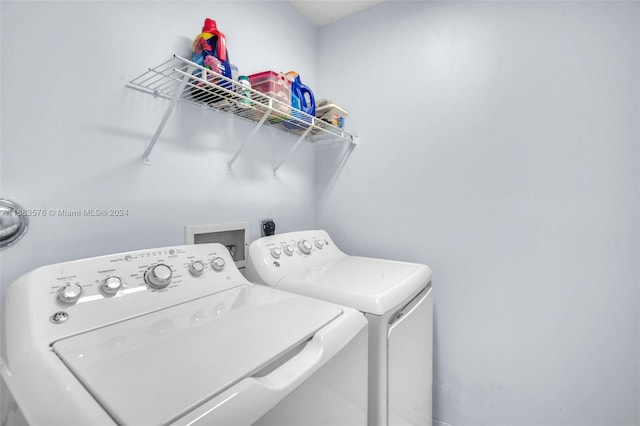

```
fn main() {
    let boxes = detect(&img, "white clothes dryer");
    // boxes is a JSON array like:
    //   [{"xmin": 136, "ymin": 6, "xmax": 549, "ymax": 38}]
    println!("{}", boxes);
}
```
[
  {"xmin": 246, "ymin": 230, "xmax": 433, "ymax": 426},
  {"xmin": 1, "ymin": 243, "xmax": 368, "ymax": 426}
]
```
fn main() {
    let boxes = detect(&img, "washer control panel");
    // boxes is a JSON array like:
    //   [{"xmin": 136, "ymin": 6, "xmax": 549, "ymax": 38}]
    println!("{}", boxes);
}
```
[{"xmin": 6, "ymin": 243, "xmax": 246, "ymax": 341}]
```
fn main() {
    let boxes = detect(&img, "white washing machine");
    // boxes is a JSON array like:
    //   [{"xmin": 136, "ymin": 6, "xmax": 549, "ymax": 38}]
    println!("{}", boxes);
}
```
[
  {"xmin": 245, "ymin": 230, "xmax": 433, "ymax": 426},
  {"xmin": 0, "ymin": 243, "xmax": 368, "ymax": 426}
]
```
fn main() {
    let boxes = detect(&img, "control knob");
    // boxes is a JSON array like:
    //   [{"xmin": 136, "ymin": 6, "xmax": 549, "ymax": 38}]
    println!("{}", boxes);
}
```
[
  {"xmin": 58, "ymin": 283, "xmax": 83, "ymax": 304},
  {"xmin": 284, "ymin": 245, "xmax": 295, "ymax": 256},
  {"xmin": 189, "ymin": 261, "xmax": 205, "ymax": 276},
  {"xmin": 298, "ymin": 239, "xmax": 313, "ymax": 255},
  {"xmin": 101, "ymin": 276, "xmax": 122, "ymax": 295},
  {"xmin": 211, "ymin": 257, "xmax": 225, "ymax": 271},
  {"xmin": 314, "ymin": 240, "xmax": 324, "ymax": 249},
  {"xmin": 270, "ymin": 247, "xmax": 282, "ymax": 259},
  {"xmin": 145, "ymin": 264, "xmax": 173, "ymax": 289}
]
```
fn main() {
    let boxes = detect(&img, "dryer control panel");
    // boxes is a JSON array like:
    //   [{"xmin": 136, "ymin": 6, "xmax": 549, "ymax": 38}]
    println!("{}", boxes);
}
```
[
  {"xmin": 245, "ymin": 230, "xmax": 347, "ymax": 285},
  {"xmin": 3, "ymin": 243, "xmax": 248, "ymax": 344}
]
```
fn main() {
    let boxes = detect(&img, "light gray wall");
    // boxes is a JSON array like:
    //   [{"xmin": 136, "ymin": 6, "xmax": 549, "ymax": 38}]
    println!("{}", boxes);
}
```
[
  {"xmin": 317, "ymin": 2, "xmax": 639, "ymax": 425},
  {"xmin": 0, "ymin": 1, "xmax": 318, "ymax": 289}
]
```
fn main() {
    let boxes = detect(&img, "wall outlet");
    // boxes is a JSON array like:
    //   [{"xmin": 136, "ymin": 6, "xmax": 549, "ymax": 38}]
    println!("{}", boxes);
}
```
[{"xmin": 261, "ymin": 219, "xmax": 275, "ymax": 237}]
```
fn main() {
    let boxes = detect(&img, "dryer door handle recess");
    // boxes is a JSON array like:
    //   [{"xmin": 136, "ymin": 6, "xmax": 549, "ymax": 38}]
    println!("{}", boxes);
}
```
[
  {"xmin": 173, "ymin": 310, "xmax": 367, "ymax": 425},
  {"xmin": 389, "ymin": 283, "xmax": 432, "ymax": 326},
  {"xmin": 387, "ymin": 283, "xmax": 434, "ymax": 426}
]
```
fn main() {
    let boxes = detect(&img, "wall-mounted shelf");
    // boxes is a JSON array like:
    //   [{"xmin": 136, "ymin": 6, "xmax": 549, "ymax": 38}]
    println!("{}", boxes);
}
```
[{"xmin": 128, "ymin": 55, "xmax": 356, "ymax": 174}]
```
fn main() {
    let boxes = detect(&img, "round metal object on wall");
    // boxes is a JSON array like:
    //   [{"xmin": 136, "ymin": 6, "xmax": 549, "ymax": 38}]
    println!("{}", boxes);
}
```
[{"xmin": 0, "ymin": 199, "xmax": 29, "ymax": 249}]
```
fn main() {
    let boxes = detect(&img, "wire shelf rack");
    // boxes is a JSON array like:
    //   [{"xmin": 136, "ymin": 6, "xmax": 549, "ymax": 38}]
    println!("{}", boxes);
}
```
[{"xmin": 128, "ymin": 55, "xmax": 355, "ymax": 172}]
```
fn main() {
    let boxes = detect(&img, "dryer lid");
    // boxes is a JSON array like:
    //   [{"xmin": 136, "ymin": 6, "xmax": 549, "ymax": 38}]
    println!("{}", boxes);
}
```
[
  {"xmin": 278, "ymin": 256, "xmax": 432, "ymax": 316},
  {"xmin": 52, "ymin": 285, "xmax": 342, "ymax": 425}
]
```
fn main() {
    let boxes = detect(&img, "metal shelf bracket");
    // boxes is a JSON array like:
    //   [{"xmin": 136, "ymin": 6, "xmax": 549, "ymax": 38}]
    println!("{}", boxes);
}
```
[
  {"xmin": 227, "ymin": 109, "xmax": 271, "ymax": 173},
  {"xmin": 142, "ymin": 65, "xmax": 195, "ymax": 164},
  {"xmin": 273, "ymin": 125, "xmax": 313, "ymax": 176}
]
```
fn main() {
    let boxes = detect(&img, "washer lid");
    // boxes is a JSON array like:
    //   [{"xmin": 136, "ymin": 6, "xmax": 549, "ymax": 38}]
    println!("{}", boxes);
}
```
[
  {"xmin": 278, "ymin": 257, "xmax": 432, "ymax": 316},
  {"xmin": 52, "ymin": 285, "xmax": 342, "ymax": 426}
]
